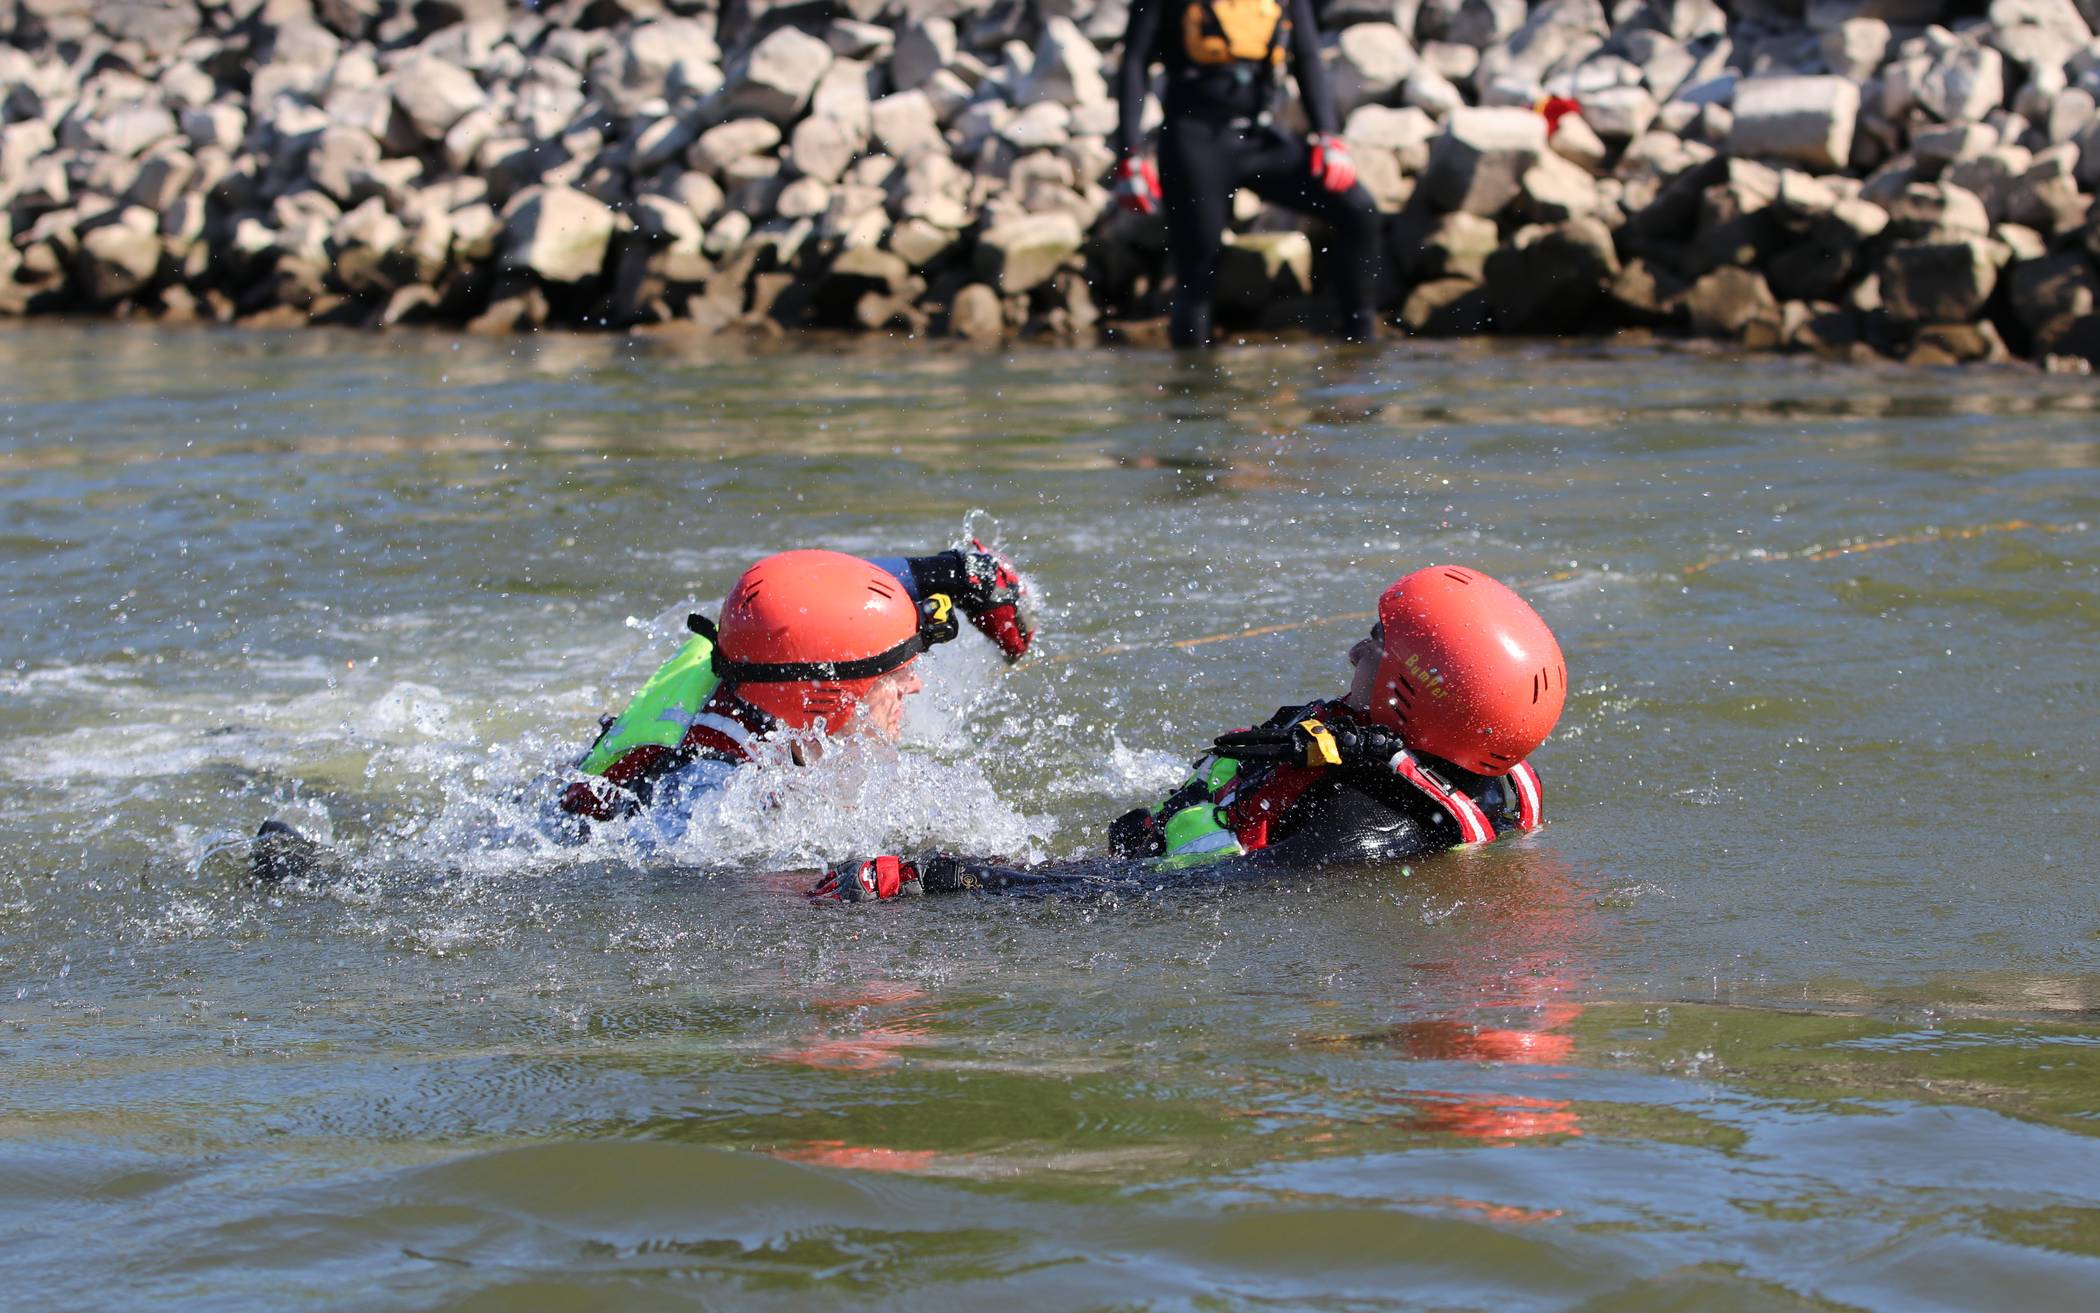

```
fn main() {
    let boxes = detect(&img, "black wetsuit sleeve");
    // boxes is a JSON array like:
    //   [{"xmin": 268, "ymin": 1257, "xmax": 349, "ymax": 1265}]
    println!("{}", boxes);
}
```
[
  {"xmin": 1116, "ymin": 0, "xmax": 1168, "ymax": 157},
  {"xmin": 1289, "ymin": 0, "xmax": 1339, "ymax": 138}
]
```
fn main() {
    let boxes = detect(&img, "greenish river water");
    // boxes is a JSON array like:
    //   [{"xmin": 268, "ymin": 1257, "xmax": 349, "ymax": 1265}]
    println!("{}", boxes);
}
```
[{"xmin": 3, "ymin": 324, "xmax": 2099, "ymax": 1311}]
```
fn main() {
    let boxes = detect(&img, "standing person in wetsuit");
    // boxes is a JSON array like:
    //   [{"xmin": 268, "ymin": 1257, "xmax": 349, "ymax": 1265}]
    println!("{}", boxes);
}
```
[
  {"xmin": 813, "ymin": 565, "xmax": 1566, "ymax": 900},
  {"xmin": 1112, "ymin": 0, "xmax": 1382, "ymax": 347}
]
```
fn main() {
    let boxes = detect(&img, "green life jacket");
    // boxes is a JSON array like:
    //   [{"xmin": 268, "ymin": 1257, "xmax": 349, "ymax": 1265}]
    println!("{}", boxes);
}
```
[
  {"xmin": 1150, "ymin": 752, "xmax": 1248, "ymax": 870},
  {"xmin": 578, "ymin": 627, "xmax": 720, "ymax": 777}
]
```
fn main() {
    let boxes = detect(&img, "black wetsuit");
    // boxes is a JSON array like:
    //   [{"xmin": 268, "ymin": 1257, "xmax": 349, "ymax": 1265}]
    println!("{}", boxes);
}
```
[{"xmin": 1116, "ymin": 0, "xmax": 1382, "ymax": 346}]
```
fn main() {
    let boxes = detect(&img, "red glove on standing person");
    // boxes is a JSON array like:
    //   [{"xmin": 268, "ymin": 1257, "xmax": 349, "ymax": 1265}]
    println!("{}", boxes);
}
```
[
  {"xmin": 1113, "ymin": 155, "xmax": 1162, "ymax": 215},
  {"xmin": 1308, "ymin": 136, "xmax": 1357, "ymax": 193}
]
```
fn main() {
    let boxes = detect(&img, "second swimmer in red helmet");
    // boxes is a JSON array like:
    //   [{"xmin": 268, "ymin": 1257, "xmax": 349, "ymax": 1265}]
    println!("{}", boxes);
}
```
[
  {"xmin": 814, "ymin": 565, "xmax": 1564, "ymax": 899},
  {"xmin": 250, "ymin": 543, "xmax": 1031, "ymax": 880},
  {"xmin": 552, "ymin": 545, "xmax": 1032, "ymax": 844}
]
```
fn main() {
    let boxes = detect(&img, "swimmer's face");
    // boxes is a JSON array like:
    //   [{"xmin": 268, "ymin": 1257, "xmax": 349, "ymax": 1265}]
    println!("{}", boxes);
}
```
[
  {"xmin": 1345, "ymin": 622, "xmax": 1383, "ymax": 712},
  {"xmin": 858, "ymin": 662, "xmax": 923, "ymax": 741}
]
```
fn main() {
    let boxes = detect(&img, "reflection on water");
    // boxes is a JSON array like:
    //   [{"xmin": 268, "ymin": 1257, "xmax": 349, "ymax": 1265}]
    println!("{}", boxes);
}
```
[{"xmin": 3, "ymin": 325, "xmax": 2099, "ymax": 1309}]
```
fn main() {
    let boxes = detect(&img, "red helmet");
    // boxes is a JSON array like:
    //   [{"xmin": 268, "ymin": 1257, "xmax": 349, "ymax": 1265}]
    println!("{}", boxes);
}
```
[
  {"xmin": 712, "ymin": 550, "xmax": 939, "ymax": 733},
  {"xmin": 1366, "ymin": 566, "xmax": 1566, "ymax": 776}
]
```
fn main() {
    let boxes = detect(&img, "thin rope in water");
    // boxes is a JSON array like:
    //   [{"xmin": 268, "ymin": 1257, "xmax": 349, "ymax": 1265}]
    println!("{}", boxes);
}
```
[{"xmin": 1029, "ymin": 519, "xmax": 2091, "ymax": 668}]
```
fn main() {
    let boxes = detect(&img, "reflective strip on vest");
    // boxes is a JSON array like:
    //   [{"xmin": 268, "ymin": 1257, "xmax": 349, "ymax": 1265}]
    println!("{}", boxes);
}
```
[
  {"xmin": 1507, "ymin": 760, "xmax": 1544, "ymax": 830},
  {"xmin": 1390, "ymin": 750, "xmax": 1497, "ymax": 846},
  {"xmin": 579, "ymin": 634, "xmax": 720, "ymax": 777}
]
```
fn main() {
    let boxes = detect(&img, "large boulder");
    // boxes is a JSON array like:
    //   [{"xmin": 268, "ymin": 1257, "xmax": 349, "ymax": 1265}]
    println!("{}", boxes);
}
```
[
  {"xmin": 1333, "ymin": 24, "xmax": 1418, "ymax": 115},
  {"xmin": 1422, "ymin": 107, "xmax": 1548, "ymax": 214},
  {"xmin": 1482, "ymin": 217, "xmax": 1620, "ymax": 331},
  {"xmin": 728, "ymin": 25, "xmax": 833, "ymax": 123},
  {"xmin": 1017, "ymin": 17, "xmax": 1108, "ymax": 108},
  {"xmin": 1728, "ymin": 76, "xmax": 1858, "ymax": 172},
  {"xmin": 690, "ymin": 118, "xmax": 782, "ymax": 177},
  {"xmin": 1917, "ymin": 43, "xmax": 2005, "ymax": 123},
  {"xmin": 871, "ymin": 90, "xmax": 944, "ymax": 159},
  {"xmin": 502, "ymin": 185, "xmax": 616, "ymax": 284},
  {"xmin": 974, "ymin": 212, "xmax": 1083, "ymax": 293},
  {"xmin": 2007, "ymin": 250, "xmax": 2100, "ymax": 354},
  {"xmin": 1683, "ymin": 265, "xmax": 1781, "ymax": 339},
  {"xmin": 1216, "ymin": 232, "xmax": 1314, "ymax": 312},
  {"xmin": 75, "ymin": 209, "xmax": 162, "ymax": 304},
  {"xmin": 392, "ymin": 57, "xmax": 485, "ymax": 142},
  {"xmin": 1879, "ymin": 239, "xmax": 1999, "ymax": 323}
]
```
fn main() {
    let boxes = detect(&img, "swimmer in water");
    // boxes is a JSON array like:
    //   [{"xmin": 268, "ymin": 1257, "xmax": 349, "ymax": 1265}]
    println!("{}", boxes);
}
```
[
  {"xmin": 251, "ymin": 544, "xmax": 1033, "ymax": 881},
  {"xmin": 811, "ymin": 565, "xmax": 1564, "ymax": 900}
]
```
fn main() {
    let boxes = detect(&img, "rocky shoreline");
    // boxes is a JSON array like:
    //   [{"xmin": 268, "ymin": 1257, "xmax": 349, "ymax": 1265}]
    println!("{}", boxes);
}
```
[{"xmin": 3, "ymin": 0, "xmax": 2099, "ymax": 367}]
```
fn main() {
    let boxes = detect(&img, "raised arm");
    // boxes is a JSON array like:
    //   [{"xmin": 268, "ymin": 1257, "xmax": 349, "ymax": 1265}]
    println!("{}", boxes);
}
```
[
  {"xmin": 1289, "ymin": 0, "xmax": 1339, "ymax": 138},
  {"xmin": 1114, "ymin": 0, "xmax": 1168, "ymax": 157}
]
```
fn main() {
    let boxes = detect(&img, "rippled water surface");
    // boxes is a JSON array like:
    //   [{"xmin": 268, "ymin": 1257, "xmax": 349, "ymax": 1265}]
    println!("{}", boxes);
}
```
[{"xmin": 4, "ymin": 324, "xmax": 2099, "ymax": 1311}]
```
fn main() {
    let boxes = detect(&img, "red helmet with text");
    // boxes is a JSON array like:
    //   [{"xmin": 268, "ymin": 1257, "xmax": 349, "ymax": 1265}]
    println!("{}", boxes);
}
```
[
  {"xmin": 1366, "ymin": 565, "xmax": 1566, "ymax": 776},
  {"xmin": 712, "ymin": 550, "xmax": 952, "ymax": 733}
]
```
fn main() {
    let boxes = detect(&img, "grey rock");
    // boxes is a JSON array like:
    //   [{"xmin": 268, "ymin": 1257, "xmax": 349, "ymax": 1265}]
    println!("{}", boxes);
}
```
[
  {"xmin": 305, "ymin": 125, "xmax": 381, "ymax": 203},
  {"xmin": 1550, "ymin": 113, "xmax": 1609, "ymax": 171},
  {"xmin": 98, "ymin": 102, "xmax": 179, "ymax": 159},
  {"xmin": 1334, "ymin": 23, "xmax": 1419, "ymax": 115},
  {"xmin": 949, "ymin": 281, "xmax": 1004, "ymax": 341},
  {"xmin": 891, "ymin": 149, "xmax": 972, "ymax": 228},
  {"xmin": 1403, "ymin": 67, "xmax": 1466, "ymax": 120},
  {"xmin": 889, "ymin": 217, "xmax": 957, "ymax": 268},
  {"xmin": 329, "ymin": 196, "xmax": 407, "ymax": 294},
  {"xmin": 1422, "ymin": 106, "xmax": 1547, "ymax": 214},
  {"xmin": 1914, "ymin": 121, "xmax": 1998, "ymax": 169},
  {"xmin": 1217, "ymin": 231, "xmax": 1313, "ymax": 311},
  {"xmin": 1345, "ymin": 104, "xmax": 1439, "ymax": 172},
  {"xmin": 1821, "ymin": 18, "xmax": 1891, "ymax": 80},
  {"xmin": 789, "ymin": 113, "xmax": 865, "ymax": 184},
  {"xmin": 1516, "ymin": 149, "xmax": 1601, "ymax": 221},
  {"xmin": 1017, "ymin": 17, "xmax": 1107, "ymax": 108},
  {"xmin": 1418, "ymin": 0, "xmax": 1527, "ymax": 49},
  {"xmin": 1002, "ymin": 102, "xmax": 1072, "ymax": 150},
  {"xmin": 1728, "ymin": 76, "xmax": 1858, "ymax": 171},
  {"xmin": 871, "ymin": 91, "xmax": 944, "ymax": 160},
  {"xmin": 393, "ymin": 57, "xmax": 485, "ymax": 141},
  {"xmin": 776, "ymin": 175, "xmax": 831, "ymax": 219},
  {"xmin": 1415, "ymin": 210, "xmax": 1500, "ymax": 280},
  {"xmin": 2007, "ymin": 249, "xmax": 2100, "ymax": 350},
  {"xmin": 1884, "ymin": 180, "xmax": 1992, "ymax": 240},
  {"xmin": 974, "ymin": 211, "xmax": 1082, "ymax": 292},
  {"xmin": 182, "ymin": 104, "xmax": 246, "ymax": 153},
  {"xmin": 689, "ymin": 118, "xmax": 782, "ymax": 177},
  {"xmin": 125, "ymin": 147, "xmax": 194, "ymax": 212},
  {"xmin": 812, "ymin": 60, "xmax": 878, "ymax": 137},
  {"xmin": 1918, "ymin": 43, "xmax": 2006, "ymax": 124},
  {"xmin": 893, "ymin": 17, "xmax": 957, "ymax": 93},
  {"xmin": 501, "ymin": 185, "xmax": 616, "ymax": 283},
  {"xmin": 728, "ymin": 25, "xmax": 833, "ymax": 124},
  {"xmin": 1879, "ymin": 238, "xmax": 1998, "ymax": 322},
  {"xmin": 1482, "ymin": 216, "xmax": 1619, "ymax": 331},
  {"xmin": 1683, "ymin": 265, "xmax": 1780, "ymax": 338},
  {"xmin": 75, "ymin": 207, "xmax": 162, "ymax": 303},
  {"xmin": 1579, "ymin": 85, "xmax": 1659, "ymax": 141},
  {"xmin": 1401, "ymin": 276, "xmax": 1493, "ymax": 333}
]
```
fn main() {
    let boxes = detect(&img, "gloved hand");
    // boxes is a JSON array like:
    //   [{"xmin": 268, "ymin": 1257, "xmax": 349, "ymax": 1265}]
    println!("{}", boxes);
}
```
[
  {"xmin": 908, "ymin": 542, "xmax": 1035, "ymax": 662},
  {"xmin": 1112, "ymin": 155, "xmax": 1162, "ymax": 215},
  {"xmin": 809, "ymin": 855, "xmax": 925, "ymax": 902},
  {"xmin": 1212, "ymin": 717, "xmax": 1404, "ymax": 769},
  {"xmin": 1308, "ymin": 136, "xmax": 1357, "ymax": 194}
]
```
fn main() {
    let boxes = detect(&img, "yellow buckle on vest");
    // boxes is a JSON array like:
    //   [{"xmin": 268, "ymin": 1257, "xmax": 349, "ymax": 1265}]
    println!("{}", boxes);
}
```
[{"xmin": 1297, "ymin": 719, "xmax": 1341, "ymax": 767}]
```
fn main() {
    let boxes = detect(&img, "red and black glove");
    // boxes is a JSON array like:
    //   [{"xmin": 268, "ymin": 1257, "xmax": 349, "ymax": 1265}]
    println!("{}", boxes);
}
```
[
  {"xmin": 808, "ymin": 855, "xmax": 925, "ymax": 902},
  {"xmin": 1308, "ymin": 136, "xmax": 1357, "ymax": 194},
  {"xmin": 1112, "ymin": 155, "xmax": 1162, "ymax": 215},
  {"xmin": 906, "ymin": 542, "xmax": 1035, "ymax": 662}
]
